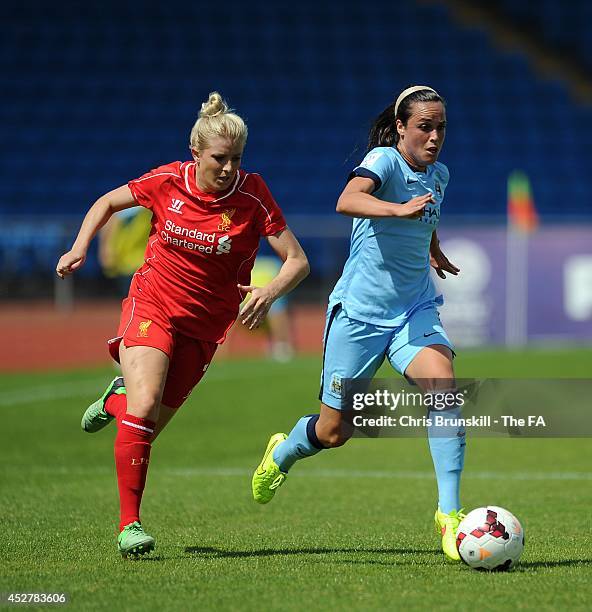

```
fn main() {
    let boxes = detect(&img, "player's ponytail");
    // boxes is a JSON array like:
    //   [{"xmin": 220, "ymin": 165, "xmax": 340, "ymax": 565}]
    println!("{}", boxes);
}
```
[
  {"xmin": 366, "ymin": 86, "xmax": 445, "ymax": 152},
  {"xmin": 189, "ymin": 91, "xmax": 248, "ymax": 152},
  {"xmin": 367, "ymin": 104, "xmax": 398, "ymax": 151}
]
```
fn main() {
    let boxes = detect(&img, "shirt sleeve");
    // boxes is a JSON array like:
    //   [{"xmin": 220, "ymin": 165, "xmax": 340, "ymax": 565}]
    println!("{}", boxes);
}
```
[
  {"xmin": 251, "ymin": 175, "xmax": 287, "ymax": 237},
  {"xmin": 128, "ymin": 164, "xmax": 179, "ymax": 210},
  {"xmin": 350, "ymin": 147, "xmax": 397, "ymax": 191}
]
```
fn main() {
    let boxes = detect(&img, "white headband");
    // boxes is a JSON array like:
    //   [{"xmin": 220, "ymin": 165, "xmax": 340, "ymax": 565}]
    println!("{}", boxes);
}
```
[{"xmin": 394, "ymin": 86, "xmax": 438, "ymax": 116}]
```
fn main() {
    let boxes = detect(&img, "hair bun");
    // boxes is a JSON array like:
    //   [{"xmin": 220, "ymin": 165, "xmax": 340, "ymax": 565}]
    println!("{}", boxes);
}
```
[
  {"xmin": 199, "ymin": 91, "xmax": 228, "ymax": 118},
  {"xmin": 189, "ymin": 91, "xmax": 248, "ymax": 152}
]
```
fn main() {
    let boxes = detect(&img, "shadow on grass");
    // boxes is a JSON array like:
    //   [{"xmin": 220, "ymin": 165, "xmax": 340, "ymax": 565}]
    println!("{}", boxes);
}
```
[
  {"xmin": 122, "ymin": 555, "xmax": 165, "ymax": 562},
  {"xmin": 185, "ymin": 546, "xmax": 441, "ymax": 563},
  {"xmin": 516, "ymin": 559, "xmax": 592, "ymax": 570},
  {"xmin": 185, "ymin": 548, "xmax": 592, "ymax": 570}
]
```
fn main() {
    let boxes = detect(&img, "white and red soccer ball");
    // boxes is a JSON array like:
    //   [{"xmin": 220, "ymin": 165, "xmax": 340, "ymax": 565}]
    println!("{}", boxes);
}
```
[{"xmin": 456, "ymin": 506, "xmax": 524, "ymax": 571}]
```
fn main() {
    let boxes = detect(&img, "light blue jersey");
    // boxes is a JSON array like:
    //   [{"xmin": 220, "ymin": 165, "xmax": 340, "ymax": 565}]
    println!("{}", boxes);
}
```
[
  {"xmin": 329, "ymin": 146, "xmax": 450, "ymax": 326},
  {"xmin": 271, "ymin": 146, "xmax": 464, "ymax": 517}
]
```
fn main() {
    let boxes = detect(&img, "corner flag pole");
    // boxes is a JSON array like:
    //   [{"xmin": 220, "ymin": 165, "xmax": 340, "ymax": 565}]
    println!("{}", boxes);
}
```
[{"xmin": 505, "ymin": 171, "xmax": 538, "ymax": 347}]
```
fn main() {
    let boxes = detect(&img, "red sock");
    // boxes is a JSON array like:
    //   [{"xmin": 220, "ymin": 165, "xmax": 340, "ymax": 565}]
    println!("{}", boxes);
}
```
[
  {"xmin": 105, "ymin": 393, "xmax": 127, "ymax": 420},
  {"xmin": 114, "ymin": 413, "xmax": 155, "ymax": 532}
]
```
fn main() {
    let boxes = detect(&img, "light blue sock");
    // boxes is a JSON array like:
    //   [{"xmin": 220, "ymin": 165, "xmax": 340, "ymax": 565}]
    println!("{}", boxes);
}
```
[
  {"xmin": 273, "ymin": 415, "xmax": 324, "ymax": 472},
  {"xmin": 428, "ymin": 407, "xmax": 466, "ymax": 514}
]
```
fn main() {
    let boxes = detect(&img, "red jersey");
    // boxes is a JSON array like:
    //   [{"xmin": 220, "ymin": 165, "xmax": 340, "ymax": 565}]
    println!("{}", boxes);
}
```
[{"xmin": 127, "ymin": 161, "xmax": 287, "ymax": 343}]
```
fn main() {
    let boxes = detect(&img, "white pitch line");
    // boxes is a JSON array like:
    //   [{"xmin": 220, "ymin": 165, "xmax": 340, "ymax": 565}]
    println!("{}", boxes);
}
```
[
  {"xmin": 149, "ymin": 468, "xmax": 592, "ymax": 481},
  {"xmin": 0, "ymin": 380, "xmax": 106, "ymax": 407},
  {"xmin": 0, "ymin": 367, "xmax": 280, "ymax": 408},
  {"xmin": 1, "ymin": 465, "xmax": 591, "ymax": 481}
]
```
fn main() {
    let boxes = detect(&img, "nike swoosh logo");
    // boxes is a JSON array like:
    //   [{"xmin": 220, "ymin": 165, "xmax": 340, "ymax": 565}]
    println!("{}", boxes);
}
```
[
  {"xmin": 406, "ymin": 177, "xmax": 417, "ymax": 184},
  {"xmin": 256, "ymin": 442, "xmax": 277, "ymax": 475},
  {"xmin": 424, "ymin": 332, "xmax": 438, "ymax": 337}
]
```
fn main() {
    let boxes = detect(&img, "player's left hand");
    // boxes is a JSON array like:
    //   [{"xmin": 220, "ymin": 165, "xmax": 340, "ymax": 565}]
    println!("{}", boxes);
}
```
[
  {"xmin": 237, "ymin": 284, "xmax": 274, "ymax": 330},
  {"xmin": 430, "ymin": 247, "xmax": 460, "ymax": 279}
]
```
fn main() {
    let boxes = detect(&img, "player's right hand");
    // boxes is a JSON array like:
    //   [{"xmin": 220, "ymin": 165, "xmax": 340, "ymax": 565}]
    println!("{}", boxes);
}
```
[
  {"xmin": 56, "ymin": 250, "xmax": 86, "ymax": 278},
  {"xmin": 237, "ymin": 284, "xmax": 274, "ymax": 330},
  {"xmin": 394, "ymin": 193, "xmax": 434, "ymax": 219}
]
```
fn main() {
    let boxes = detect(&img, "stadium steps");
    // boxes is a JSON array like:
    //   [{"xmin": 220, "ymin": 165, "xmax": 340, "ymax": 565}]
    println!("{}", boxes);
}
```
[{"xmin": 428, "ymin": 0, "xmax": 592, "ymax": 104}]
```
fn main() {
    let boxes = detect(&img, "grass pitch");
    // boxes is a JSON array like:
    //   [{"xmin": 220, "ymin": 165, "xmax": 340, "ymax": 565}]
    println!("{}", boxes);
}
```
[{"xmin": 1, "ymin": 347, "xmax": 592, "ymax": 611}]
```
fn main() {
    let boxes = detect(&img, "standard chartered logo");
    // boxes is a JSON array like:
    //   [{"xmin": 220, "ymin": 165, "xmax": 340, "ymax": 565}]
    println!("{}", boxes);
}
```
[
  {"xmin": 160, "ymin": 219, "xmax": 233, "ymax": 255},
  {"xmin": 216, "ymin": 235, "xmax": 232, "ymax": 255}
]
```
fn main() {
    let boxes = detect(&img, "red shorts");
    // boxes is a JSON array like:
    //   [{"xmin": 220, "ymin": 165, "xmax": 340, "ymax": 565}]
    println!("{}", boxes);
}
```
[{"xmin": 108, "ymin": 295, "xmax": 217, "ymax": 409}]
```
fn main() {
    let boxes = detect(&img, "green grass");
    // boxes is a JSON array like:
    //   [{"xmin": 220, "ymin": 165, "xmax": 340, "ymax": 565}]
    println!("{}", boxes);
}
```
[{"xmin": 1, "ymin": 348, "xmax": 592, "ymax": 611}]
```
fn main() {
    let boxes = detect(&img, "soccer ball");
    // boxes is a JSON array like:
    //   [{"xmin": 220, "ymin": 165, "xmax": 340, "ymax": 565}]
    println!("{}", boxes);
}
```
[{"xmin": 456, "ymin": 506, "xmax": 524, "ymax": 571}]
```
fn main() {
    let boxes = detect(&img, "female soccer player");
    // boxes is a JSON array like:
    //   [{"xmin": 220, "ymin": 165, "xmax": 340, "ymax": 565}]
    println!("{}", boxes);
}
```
[
  {"xmin": 56, "ymin": 92, "xmax": 309, "ymax": 558},
  {"xmin": 252, "ymin": 85, "xmax": 466, "ymax": 561}
]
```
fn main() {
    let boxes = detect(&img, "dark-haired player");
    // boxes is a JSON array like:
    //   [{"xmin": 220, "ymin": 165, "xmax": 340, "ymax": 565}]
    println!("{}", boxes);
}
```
[{"xmin": 252, "ymin": 85, "xmax": 466, "ymax": 561}]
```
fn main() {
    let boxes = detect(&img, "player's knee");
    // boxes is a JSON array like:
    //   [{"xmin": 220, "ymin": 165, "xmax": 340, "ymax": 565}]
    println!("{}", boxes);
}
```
[
  {"xmin": 409, "ymin": 365, "xmax": 455, "ymax": 391},
  {"xmin": 128, "ymin": 388, "xmax": 162, "ymax": 419},
  {"xmin": 421, "ymin": 372, "xmax": 455, "ymax": 392},
  {"xmin": 317, "ymin": 426, "xmax": 352, "ymax": 448}
]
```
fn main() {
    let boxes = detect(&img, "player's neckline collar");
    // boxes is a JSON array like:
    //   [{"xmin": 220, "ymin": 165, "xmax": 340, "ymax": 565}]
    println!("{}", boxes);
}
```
[
  {"xmin": 187, "ymin": 164, "xmax": 241, "ymax": 203},
  {"xmin": 393, "ymin": 148, "xmax": 432, "ymax": 181}
]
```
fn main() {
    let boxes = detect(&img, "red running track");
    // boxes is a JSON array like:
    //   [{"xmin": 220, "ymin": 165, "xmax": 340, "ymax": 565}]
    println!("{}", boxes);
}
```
[{"xmin": 0, "ymin": 301, "xmax": 325, "ymax": 372}]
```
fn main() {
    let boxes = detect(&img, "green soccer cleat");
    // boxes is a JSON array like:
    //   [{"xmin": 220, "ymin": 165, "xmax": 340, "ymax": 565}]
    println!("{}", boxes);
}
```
[
  {"xmin": 117, "ymin": 521, "xmax": 155, "ymax": 558},
  {"xmin": 81, "ymin": 376, "xmax": 126, "ymax": 433},
  {"xmin": 435, "ymin": 507, "xmax": 466, "ymax": 561},
  {"xmin": 252, "ymin": 433, "xmax": 288, "ymax": 504}
]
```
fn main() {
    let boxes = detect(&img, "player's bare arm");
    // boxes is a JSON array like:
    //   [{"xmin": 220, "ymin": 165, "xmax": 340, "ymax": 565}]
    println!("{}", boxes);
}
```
[
  {"xmin": 336, "ymin": 176, "xmax": 433, "ymax": 219},
  {"xmin": 238, "ymin": 228, "xmax": 309, "ymax": 330},
  {"xmin": 429, "ymin": 230, "xmax": 460, "ymax": 279},
  {"xmin": 56, "ymin": 185, "xmax": 137, "ymax": 278}
]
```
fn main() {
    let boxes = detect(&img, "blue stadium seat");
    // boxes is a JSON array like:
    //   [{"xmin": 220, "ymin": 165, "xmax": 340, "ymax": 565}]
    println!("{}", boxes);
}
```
[{"xmin": 1, "ymin": 0, "xmax": 591, "ymax": 229}]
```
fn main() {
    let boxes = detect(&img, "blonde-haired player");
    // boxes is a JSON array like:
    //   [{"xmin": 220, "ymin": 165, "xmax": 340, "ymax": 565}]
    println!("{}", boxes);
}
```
[{"xmin": 57, "ymin": 91, "xmax": 309, "ymax": 557}]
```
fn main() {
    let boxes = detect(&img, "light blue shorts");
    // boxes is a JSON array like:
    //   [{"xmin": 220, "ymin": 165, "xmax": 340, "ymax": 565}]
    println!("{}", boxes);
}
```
[{"xmin": 319, "ymin": 303, "xmax": 454, "ymax": 410}]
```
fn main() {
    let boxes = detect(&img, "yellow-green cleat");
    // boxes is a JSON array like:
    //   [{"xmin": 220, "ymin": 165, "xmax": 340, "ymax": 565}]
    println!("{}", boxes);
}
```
[
  {"xmin": 81, "ymin": 376, "xmax": 125, "ymax": 433},
  {"xmin": 252, "ymin": 433, "xmax": 288, "ymax": 504},
  {"xmin": 435, "ymin": 507, "xmax": 466, "ymax": 561},
  {"xmin": 117, "ymin": 521, "xmax": 155, "ymax": 558}
]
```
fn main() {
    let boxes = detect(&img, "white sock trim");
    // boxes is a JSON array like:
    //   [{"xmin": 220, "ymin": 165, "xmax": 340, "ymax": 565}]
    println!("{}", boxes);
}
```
[{"xmin": 121, "ymin": 419, "xmax": 154, "ymax": 434}]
